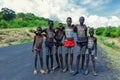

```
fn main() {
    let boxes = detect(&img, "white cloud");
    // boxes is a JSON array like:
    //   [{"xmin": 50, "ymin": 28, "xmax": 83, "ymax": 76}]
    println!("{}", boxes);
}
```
[
  {"xmin": 86, "ymin": 15, "xmax": 120, "ymax": 27},
  {"xmin": 0, "ymin": 0, "xmax": 120, "ymax": 28}
]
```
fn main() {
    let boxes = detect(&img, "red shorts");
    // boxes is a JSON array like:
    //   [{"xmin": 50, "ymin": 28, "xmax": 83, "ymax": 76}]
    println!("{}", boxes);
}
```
[{"xmin": 64, "ymin": 39, "xmax": 75, "ymax": 48}]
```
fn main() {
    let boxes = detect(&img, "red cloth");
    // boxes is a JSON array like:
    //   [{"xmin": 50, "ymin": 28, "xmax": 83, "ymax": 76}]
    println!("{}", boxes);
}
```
[{"xmin": 64, "ymin": 39, "xmax": 75, "ymax": 48}]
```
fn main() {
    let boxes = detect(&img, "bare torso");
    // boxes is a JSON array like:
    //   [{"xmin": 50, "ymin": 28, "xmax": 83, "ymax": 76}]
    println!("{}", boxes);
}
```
[
  {"xmin": 35, "ymin": 35, "xmax": 43, "ymax": 49},
  {"xmin": 55, "ymin": 30, "xmax": 64, "ymax": 41},
  {"xmin": 88, "ymin": 37, "xmax": 96, "ymax": 49},
  {"xmin": 46, "ymin": 29, "xmax": 55, "ymax": 42},
  {"xmin": 76, "ymin": 24, "xmax": 87, "ymax": 42}
]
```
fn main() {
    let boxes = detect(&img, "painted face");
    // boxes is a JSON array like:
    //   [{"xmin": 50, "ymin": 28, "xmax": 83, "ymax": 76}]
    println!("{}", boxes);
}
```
[
  {"xmin": 59, "ymin": 23, "xmax": 63, "ymax": 30},
  {"xmin": 79, "ymin": 17, "xmax": 84, "ymax": 24},
  {"xmin": 66, "ymin": 18, "xmax": 72, "ymax": 26}
]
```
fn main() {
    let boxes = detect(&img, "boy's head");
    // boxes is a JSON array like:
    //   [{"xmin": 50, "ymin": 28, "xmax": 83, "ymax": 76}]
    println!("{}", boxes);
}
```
[
  {"xmin": 58, "ymin": 23, "xmax": 63, "ymax": 30},
  {"xmin": 89, "ymin": 28, "xmax": 94, "ymax": 36},
  {"xmin": 79, "ymin": 16, "xmax": 85, "ymax": 24},
  {"xmin": 66, "ymin": 17, "xmax": 72, "ymax": 26},
  {"xmin": 48, "ymin": 20, "xmax": 53, "ymax": 29},
  {"xmin": 35, "ymin": 27, "xmax": 42, "ymax": 35}
]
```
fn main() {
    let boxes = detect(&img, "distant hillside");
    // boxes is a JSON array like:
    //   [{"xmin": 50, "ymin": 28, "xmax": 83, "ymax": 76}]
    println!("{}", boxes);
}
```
[{"xmin": 0, "ymin": 8, "xmax": 59, "ymax": 28}]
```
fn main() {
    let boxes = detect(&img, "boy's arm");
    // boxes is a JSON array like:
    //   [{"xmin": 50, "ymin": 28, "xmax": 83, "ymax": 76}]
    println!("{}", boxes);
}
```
[
  {"xmin": 32, "ymin": 36, "xmax": 36, "ymax": 52},
  {"xmin": 95, "ymin": 38, "xmax": 97, "ymax": 57},
  {"xmin": 73, "ymin": 24, "xmax": 77, "ymax": 33},
  {"xmin": 42, "ymin": 28, "xmax": 47, "ymax": 33}
]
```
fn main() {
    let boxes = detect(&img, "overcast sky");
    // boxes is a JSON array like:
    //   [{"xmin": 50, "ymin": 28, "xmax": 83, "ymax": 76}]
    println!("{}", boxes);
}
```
[{"xmin": 0, "ymin": 0, "xmax": 120, "ymax": 27}]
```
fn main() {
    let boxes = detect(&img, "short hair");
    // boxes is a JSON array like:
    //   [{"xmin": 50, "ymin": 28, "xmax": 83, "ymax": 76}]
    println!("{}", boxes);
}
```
[
  {"xmin": 79, "ymin": 16, "xmax": 85, "ymax": 20},
  {"xmin": 48, "ymin": 20, "xmax": 53, "ymax": 25},
  {"xmin": 89, "ymin": 27, "xmax": 94, "ymax": 32},
  {"xmin": 67, "ymin": 17, "xmax": 72, "ymax": 20}
]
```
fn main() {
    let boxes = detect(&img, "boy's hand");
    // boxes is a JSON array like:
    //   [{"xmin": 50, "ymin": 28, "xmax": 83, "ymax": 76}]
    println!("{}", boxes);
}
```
[
  {"xmin": 95, "ymin": 56, "xmax": 97, "ymax": 60},
  {"xmin": 32, "ymin": 48, "xmax": 34, "ymax": 52}
]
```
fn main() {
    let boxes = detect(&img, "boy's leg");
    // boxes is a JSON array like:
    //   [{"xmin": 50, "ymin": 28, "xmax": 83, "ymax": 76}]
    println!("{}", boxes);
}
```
[
  {"xmin": 58, "ymin": 46, "xmax": 63, "ymax": 71},
  {"xmin": 39, "ymin": 51, "xmax": 43, "ymax": 69},
  {"xmin": 91, "ymin": 55, "xmax": 97, "ymax": 76},
  {"xmin": 63, "ymin": 47, "xmax": 69, "ymax": 72},
  {"xmin": 39, "ymin": 51, "xmax": 46, "ymax": 74},
  {"xmin": 81, "ymin": 45, "xmax": 87, "ymax": 74},
  {"xmin": 50, "ymin": 47, "xmax": 54, "ymax": 70},
  {"xmin": 34, "ymin": 52, "xmax": 38, "ymax": 75},
  {"xmin": 72, "ymin": 46, "xmax": 81, "ymax": 76},
  {"xmin": 85, "ymin": 53, "xmax": 90, "ymax": 75},
  {"xmin": 70, "ymin": 47, "xmax": 73, "ymax": 72},
  {"xmin": 54, "ymin": 46, "xmax": 60, "ymax": 69},
  {"xmin": 46, "ymin": 47, "xmax": 50, "ymax": 73}
]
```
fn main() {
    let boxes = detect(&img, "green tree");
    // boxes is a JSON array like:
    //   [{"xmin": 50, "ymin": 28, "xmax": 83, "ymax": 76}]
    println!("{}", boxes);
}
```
[{"xmin": 1, "ymin": 8, "xmax": 16, "ymax": 21}]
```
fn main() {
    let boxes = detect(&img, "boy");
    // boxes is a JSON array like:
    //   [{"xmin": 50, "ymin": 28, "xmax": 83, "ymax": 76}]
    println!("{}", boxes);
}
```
[
  {"xmin": 42, "ymin": 20, "xmax": 55, "ymax": 73},
  {"xmin": 53, "ymin": 23, "xmax": 65, "ymax": 72},
  {"xmin": 32, "ymin": 27, "xmax": 46, "ymax": 75},
  {"xmin": 72, "ymin": 16, "xmax": 88, "ymax": 75},
  {"xmin": 85, "ymin": 28, "xmax": 97, "ymax": 76},
  {"xmin": 63, "ymin": 17, "xmax": 75, "ymax": 73}
]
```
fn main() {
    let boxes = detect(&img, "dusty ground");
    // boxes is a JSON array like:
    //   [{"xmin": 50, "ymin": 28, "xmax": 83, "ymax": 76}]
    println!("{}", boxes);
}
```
[{"xmin": 0, "ymin": 28, "xmax": 35, "ymax": 47}]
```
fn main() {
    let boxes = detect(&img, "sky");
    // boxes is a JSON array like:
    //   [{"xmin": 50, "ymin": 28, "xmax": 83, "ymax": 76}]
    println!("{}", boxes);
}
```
[{"xmin": 0, "ymin": 0, "xmax": 120, "ymax": 27}]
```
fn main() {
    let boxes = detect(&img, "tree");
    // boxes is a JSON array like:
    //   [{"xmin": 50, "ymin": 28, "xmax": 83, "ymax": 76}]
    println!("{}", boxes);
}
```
[{"xmin": 1, "ymin": 8, "xmax": 16, "ymax": 21}]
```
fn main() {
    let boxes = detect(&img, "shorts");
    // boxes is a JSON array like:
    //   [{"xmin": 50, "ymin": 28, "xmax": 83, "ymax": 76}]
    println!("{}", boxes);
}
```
[
  {"xmin": 64, "ymin": 39, "xmax": 75, "ymax": 48},
  {"xmin": 55, "ymin": 41, "xmax": 63, "ymax": 47},
  {"xmin": 45, "ymin": 41, "xmax": 54, "ymax": 48},
  {"xmin": 86, "ymin": 48, "xmax": 95, "ymax": 55},
  {"xmin": 76, "ymin": 41, "xmax": 87, "ymax": 47}
]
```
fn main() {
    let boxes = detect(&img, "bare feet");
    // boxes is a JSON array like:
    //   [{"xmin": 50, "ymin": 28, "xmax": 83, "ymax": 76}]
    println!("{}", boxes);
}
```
[{"xmin": 34, "ymin": 70, "xmax": 38, "ymax": 75}]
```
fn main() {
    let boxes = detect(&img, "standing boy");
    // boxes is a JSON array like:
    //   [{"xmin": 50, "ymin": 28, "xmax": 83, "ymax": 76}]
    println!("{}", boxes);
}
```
[
  {"xmin": 63, "ymin": 17, "xmax": 75, "ymax": 73},
  {"xmin": 54, "ymin": 23, "xmax": 65, "ymax": 72},
  {"xmin": 72, "ymin": 16, "xmax": 88, "ymax": 75},
  {"xmin": 85, "ymin": 28, "xmax": 97, "ymax": 76},
  {"xmin": 32, "ymin": 27, "xmax": 46, "ymax": 75},
  {"xmin": 42, "ymin": 20, "xmax": 55, "ymax": 73}
]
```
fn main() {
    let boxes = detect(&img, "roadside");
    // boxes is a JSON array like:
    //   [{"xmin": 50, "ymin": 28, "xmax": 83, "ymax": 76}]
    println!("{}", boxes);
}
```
[
  {"xmin": 96, "ymin": 36, "xmax": 120, "ymax": 80},
  {"xmin": 0, "ymin": 27, "xmax": 35, "ymax": 47}
]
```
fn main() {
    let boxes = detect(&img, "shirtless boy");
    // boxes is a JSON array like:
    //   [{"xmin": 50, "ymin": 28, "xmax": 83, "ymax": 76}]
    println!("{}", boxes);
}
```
[{"xmin": 32, "ymin": 27, "xmax": 46, "ymax": 75}]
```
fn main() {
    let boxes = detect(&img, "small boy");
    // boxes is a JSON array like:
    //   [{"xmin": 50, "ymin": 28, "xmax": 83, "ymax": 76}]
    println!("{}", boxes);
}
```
[
  {"xmin": 85, "ymin": 28, "xmax": 97, "ymax": 76},
  {"xmin": 54, "ymin": 23, "xmax": 65, "ymax": 72},
  {"xmin": 32, "ymin": 27, "xmax": 46, "ymax": 75}
]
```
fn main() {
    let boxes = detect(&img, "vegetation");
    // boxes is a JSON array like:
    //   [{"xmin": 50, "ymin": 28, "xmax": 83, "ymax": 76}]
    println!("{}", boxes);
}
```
[
  {"xmin": 96, "ymin": 26, "xmax": 120, "ymax": 38},
  {"xmin": 0, "ymin": 8, "xmax": 59, "ymax": 28}
]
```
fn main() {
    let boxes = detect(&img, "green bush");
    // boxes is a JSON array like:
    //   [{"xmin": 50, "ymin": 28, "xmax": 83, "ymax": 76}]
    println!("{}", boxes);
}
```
[
  {"xmin": 96, "ymin": 27, "xmax": 105, "ymax": 36},
  {"xmin": 0, "ymin": 20, "xmax": 9, "ymax": 28},
  {"xmin": 103, "ymin": 41, "xmax": 115, "ymax": 48}
]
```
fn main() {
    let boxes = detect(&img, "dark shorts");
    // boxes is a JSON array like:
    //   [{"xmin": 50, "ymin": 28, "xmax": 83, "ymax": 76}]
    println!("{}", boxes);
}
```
[
  {"xmin": 45, "ymin": 41, "xmax": 54, "ymax": 48},
  {"xmin": 76, "ymin": 41, "xmax": 87, "ymax": 47},
  {"xmin": 55, "ymin": 41, "xmax": 63, "ymax": 47}
]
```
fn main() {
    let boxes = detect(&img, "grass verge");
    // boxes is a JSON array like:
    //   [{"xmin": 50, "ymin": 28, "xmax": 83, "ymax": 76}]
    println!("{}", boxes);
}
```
[{"xmin": 96, "ymin": 36, "xmax": 120, "ymax": 80}]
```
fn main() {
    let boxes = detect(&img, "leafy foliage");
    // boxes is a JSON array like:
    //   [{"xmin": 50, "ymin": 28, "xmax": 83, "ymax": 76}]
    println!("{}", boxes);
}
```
[
  {"xmin": 0, "ymin": 7, "xmax": 59, "ymax": 28},
  {"xmin": 1, "ymin": 8, "xmax": 16, "ymax": 21},
  {"xmin": 96, "ymin": 26, "xmax": 120, "ymax": 38}
]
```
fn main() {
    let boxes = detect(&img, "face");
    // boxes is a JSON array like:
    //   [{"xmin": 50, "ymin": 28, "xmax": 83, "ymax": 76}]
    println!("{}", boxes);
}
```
[
  {"xmin": 49, "ymin": 21, "xmax": 53, "ymax": 29},
  {"xmin": 66, "ymin": 18, "xmax": 72, "ymax": 26},
  {"xmin": 36, "ymin": 27, "xmax": 42, "ymax": 34},
  {"xmin": 79, "ymin": 17, "xmax": 84, "ymax": 24},
  {"xmin": 89, "ymin": 29, "xmax": 94, "ymax": 36},
  {"xmin": 59, "ymin": 23, "xmax": 63, "ymax": 30}
]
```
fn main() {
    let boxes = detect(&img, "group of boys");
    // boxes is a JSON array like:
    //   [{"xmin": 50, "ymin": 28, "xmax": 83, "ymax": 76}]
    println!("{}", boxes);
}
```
[{"xmin": 32, "ymin": 16, "xmax": 97, "ymax": 76}]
